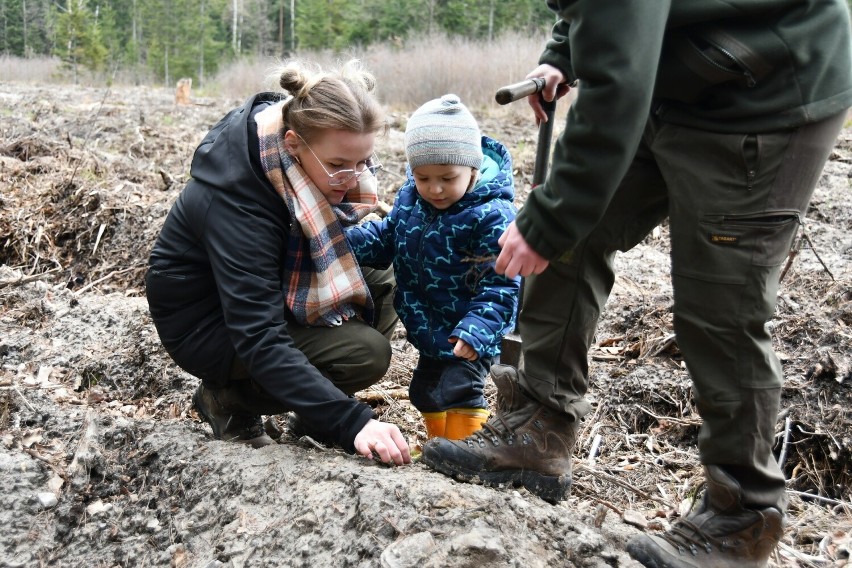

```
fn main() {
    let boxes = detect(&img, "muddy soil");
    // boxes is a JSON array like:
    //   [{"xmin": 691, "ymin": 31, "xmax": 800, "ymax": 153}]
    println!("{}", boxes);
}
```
[{"xmin": 1, "ymin": 83, "xmax": 850, "ymax": 567}]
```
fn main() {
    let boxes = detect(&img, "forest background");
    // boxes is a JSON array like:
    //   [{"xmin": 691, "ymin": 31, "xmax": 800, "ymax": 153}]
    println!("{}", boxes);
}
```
[{"xmin": 0, "ymin": 0, "xmax": 566, "ymax": 109}]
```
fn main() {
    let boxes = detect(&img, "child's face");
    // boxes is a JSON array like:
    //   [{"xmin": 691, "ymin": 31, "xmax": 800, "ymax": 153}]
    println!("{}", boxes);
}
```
[{"xmin": 412, "ymin": 164, "xmax": 476, "ymax": 210}]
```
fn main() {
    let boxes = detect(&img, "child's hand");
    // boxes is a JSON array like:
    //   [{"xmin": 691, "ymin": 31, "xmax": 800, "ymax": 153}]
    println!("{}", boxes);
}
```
[{"xmin": 449, "ymin": 337, "xmax": 479, "ymax": 361}]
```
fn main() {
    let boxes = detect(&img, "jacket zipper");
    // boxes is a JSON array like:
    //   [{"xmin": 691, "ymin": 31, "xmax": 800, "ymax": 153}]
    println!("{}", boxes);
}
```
[{"xmin": 691, "ymin": 40, "xmax": 757, "ymax": 87}]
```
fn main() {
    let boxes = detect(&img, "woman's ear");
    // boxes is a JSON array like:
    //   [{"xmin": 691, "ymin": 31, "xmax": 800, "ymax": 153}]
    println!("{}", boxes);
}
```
[{"xmin": 283, "ymin": 129, "xmax": 300, "ymax": 154}]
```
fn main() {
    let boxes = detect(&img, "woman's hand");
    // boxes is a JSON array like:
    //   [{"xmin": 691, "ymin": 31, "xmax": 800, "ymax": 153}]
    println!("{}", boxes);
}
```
[
  {"xmin": 495, "ymin": 221, "xmax": 550, "ymax": 279},
  {"xmin": 525, "ymin": 64, "xmax": 571, "ymax": 125},
  {"xmin": 449, "ymin": 337, "xmax": 478, "ymax": 361},
  {"xmin": 353, "ymin": 419, "xmax": 411, "ymax": 465}
]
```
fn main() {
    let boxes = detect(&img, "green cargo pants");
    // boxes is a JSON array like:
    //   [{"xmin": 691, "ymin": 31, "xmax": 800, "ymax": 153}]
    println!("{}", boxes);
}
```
[{"xmin": 518, "ymin": 111, "xmax": 846, "ymax": 510}]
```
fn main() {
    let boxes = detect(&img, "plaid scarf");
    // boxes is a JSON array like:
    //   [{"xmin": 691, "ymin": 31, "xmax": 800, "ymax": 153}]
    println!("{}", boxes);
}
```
[{"xmin": 255, "ymin": 99, "xmax": 376, "ymax": 327}]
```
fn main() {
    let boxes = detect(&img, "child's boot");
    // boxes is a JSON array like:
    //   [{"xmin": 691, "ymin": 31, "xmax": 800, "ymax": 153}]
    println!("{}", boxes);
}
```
[
  {"xmin": 421, "ymin": 411, "xmax": 447, "ymax": 439},
  {"xmin": 445, "ymin": 408, "xmax": 490, "ymax": 440}
]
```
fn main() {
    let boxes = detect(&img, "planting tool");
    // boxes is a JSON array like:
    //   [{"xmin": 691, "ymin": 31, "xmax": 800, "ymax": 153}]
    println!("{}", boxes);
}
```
[{"xmin": 495, "ymin": 78, "xmax": 557, "ymax": 368}]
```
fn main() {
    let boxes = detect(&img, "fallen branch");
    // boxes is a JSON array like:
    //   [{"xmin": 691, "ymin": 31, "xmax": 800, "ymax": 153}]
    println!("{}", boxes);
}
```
[
  {"xmin": 0, "ymin": 268, "xmax": 60, "ymax": 290},
  {"xmin": 778, "ymin": 415, "xmax": 793, "ymax": 471},
  {"xmin": 786, "ymin": 489, "xmax": 847, "ymax": 507},
  {"xmin": 575, "ymin": 463, "xmax": 675, "ymax": 508},
  {"xmin": 358, "ymin": 388, "xmax": 409, "ymax": 404},
  {"xmin": 636, "ymin": 404, "xmax": 702, "ymax": 427},
  {"xmin": 73, "ymin": 264, "xmax": 144, "ymax": 295}
]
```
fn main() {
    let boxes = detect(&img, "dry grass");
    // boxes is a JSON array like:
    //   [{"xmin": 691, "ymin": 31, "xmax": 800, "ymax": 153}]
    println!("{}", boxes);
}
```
[
  {"xmin": 206, "ymin": 31, "xmax": 553, "ymax": 113},
  {"xmin": 3, "ymin": 33, "xmax": 561, "ymax": 120},
  {"xmin": 0, "ymin": 55, "xmax": 62, "ymax": 83}
]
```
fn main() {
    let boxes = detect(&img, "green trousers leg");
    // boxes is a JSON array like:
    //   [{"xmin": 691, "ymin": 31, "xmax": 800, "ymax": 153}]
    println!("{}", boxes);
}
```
[
  {"xmin": 520, "ymin": 111, "xmax": 845, "ymax": 510},
  {"xmin": 519, "ymin": 138, "xmax": 668, "ymax": 421}
]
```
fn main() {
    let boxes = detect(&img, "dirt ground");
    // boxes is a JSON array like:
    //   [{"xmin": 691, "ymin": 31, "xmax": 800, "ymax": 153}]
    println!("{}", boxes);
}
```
[{"xmin": 1, "ymin": 83, "xmax": 850, "ymax": 568}]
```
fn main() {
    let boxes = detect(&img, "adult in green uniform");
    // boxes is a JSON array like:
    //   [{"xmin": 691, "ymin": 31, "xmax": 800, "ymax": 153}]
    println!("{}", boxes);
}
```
[{"xmin": 422, "ymin": 1, "xmax": 852, "ymax": 566}]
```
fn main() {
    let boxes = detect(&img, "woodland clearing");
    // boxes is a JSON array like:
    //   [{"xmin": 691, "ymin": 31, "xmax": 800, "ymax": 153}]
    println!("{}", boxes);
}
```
[{"xmin": 0, "ymin": 83, "xmax": 850, "ymax": 567}]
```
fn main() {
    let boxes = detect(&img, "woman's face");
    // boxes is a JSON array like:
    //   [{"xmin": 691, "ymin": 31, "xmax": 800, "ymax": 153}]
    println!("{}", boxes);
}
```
[{"xmin": 284, "ymin": 128, "xmax": 377, "ymax": 205}]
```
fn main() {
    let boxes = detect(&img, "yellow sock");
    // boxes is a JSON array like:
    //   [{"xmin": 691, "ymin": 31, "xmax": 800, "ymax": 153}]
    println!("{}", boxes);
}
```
[
  {"xmin": 421, "ymin": 411, "xmax": 447, "ymax": 439},
  {"xmin": 445, "ymin": 408, "xmax": 490, "ymax": 440}
]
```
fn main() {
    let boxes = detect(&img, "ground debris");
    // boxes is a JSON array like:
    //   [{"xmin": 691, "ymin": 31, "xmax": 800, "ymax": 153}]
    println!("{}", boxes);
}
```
[{"xmin": 0, "ymin": 83, "xmax": 850, "ymax": 567}]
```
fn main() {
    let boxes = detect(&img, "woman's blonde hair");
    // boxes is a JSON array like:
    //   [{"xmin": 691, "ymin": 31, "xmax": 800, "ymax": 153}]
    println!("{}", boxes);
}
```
[{"xmin": 275, "ymin": 59, "xmax": 386, "ymax": 142}]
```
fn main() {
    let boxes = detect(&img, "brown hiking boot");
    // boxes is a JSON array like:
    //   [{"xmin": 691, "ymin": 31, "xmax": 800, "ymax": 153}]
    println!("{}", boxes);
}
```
[
  {"xmin": 626, "ymin": 466, "xmax": 785, "ymax": 568},
  {"xmin": 192, "ymin": 384, "xmax": 275, "ymax": 449},
  {"xmin": 420, "ymin": 364, "xmax": 578, "ymax": 503}
]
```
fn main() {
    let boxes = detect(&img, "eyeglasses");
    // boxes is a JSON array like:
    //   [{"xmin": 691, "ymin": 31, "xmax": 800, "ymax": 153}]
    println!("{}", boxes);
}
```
[{"xmin": 295, "ymin": 132, "xmax": 383, "ymax": 187}]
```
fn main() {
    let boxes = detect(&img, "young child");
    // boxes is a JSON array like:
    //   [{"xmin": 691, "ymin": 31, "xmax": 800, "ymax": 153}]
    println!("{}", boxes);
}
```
[{"xmin": 346, "ymin": 94, "xmax": 520, "ymax": 441}]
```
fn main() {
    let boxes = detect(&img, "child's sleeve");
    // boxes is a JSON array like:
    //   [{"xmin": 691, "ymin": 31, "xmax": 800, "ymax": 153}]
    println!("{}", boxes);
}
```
[
  {"xmin": 451, "ymin": 202, "xmax": 521, "ymax": 358},
  {"xmin": 345, "ymin": 211, "xmax": 395, "ymax": 269}
]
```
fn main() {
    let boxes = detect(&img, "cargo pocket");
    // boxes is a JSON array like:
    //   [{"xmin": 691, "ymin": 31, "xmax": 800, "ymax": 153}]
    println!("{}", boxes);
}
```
[{"xmin": 700, "ymin": 213, "xmax": 800, "ymax": 269}]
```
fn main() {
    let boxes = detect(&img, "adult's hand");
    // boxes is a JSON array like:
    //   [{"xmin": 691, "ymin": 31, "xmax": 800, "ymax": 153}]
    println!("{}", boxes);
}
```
[
  {"xmin": 525, "ymin": 64, "xmax": 571, "ymax": 124},
  {"xmin": 495, "ymin": 221, "xmax": 550, "ymax": 279},
  {"xmin": 353, "ymin": 419, "xmax": 411, "ymax": 465}
]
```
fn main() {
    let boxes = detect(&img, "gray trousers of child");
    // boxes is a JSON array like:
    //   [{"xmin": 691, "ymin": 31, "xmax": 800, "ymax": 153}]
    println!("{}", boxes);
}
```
[{"xmin": 517, "ymin": 111, "xmax": 847, "ymax": 511}]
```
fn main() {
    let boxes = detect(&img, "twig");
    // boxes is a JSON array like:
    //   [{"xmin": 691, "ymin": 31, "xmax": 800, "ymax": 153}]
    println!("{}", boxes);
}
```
[
  {"xmin": 358, "ymin": 388, "xmax": 409, "ymax": 403},
  {"xmin": 786, "ymin": 489, "xmax": 846, "ymax": 507},
  {"xmin": 13, "ymin": 384, "xmax": 36, "ymax": 411},
  {"xmin": 73, "ymin": 264, "xmax": 143, "ymax": 295},
  {"xmin": 636, "ymin": 404, "xmax": 702, "ymax": 427},
  {"xmin": 776, "ymin": 541, "xmax": 828, "ymax": 566},
  {"xmin": 779, "ymin": 234, "xmax": 801, "ymax": 283},
  {"xmin": 801, "ymin": 231, "xmax": 835, "ymax": 281},
  {"xmin": 0, "ymin": 268, "xmax": 61, "ymax": 290},
  {"xmin": 575, "ymin": 463, "xmax": 675, "ymax": 508},
  {"xmin": 780, "ymin": 226, "xmax": 835, "ymax": 283},
  {"xmin": 587, "ymin": 434, "xmax": 603, "ymax": 465},
  {"xmin": 778, "ymin": 415, "xmax": 793, "ymax": 471}
]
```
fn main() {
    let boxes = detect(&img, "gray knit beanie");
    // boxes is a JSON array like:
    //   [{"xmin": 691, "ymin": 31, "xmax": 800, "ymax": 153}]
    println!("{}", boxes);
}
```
[{"xmin": 404, "ymin": 94, "xmax": 483, "ymax": 170}]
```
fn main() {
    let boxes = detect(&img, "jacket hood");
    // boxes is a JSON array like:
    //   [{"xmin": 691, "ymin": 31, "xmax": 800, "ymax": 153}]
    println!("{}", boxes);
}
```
[{"xmin": 190, "ymin": 92, "xmax": 285, "ymax": 200}]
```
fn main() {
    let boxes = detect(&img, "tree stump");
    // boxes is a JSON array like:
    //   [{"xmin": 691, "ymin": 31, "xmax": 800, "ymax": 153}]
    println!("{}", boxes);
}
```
[{"xmin": 175, "ymin": 78, "xmax": 192, "ymax": 105}]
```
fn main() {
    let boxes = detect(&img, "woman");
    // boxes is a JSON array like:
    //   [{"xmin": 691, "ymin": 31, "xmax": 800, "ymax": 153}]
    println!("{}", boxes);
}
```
[{"xmin": 145, "ymin": 59, "xmax": 410, "ymax": 466}]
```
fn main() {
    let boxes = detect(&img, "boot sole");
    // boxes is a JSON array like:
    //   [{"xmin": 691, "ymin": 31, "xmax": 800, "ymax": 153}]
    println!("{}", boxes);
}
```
[{"xmin": 421, "ymin": 451, "xmax": 571, "ymax": 504}]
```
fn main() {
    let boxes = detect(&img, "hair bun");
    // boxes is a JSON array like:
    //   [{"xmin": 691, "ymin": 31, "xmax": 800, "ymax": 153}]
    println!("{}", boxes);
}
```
[{"xmin": 278, "ymin": 62, "xmax": 310, "ymax": 96}]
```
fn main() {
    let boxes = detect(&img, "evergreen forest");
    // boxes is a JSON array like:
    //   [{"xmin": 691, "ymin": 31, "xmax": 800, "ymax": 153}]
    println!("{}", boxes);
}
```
[{"xmin": 0, "ymin": 0, "xmax": 556, "ymax": 86}]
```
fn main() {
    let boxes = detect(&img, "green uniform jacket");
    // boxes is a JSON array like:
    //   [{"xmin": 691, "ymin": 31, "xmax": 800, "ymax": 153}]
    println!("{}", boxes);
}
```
[{"xmin": 519, "ymin": 0, "xmax": 852, "ymax": 261}]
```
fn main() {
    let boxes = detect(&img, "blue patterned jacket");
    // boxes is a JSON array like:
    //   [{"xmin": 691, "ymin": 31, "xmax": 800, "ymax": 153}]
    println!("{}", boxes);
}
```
[{"xmin": 346, "ymin": 136, "xmax": 520, "ymax": 359}]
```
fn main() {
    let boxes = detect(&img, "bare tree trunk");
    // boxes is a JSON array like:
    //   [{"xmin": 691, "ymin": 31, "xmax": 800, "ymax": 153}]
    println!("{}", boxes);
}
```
[
  {"xmin": 231, "ymin": 0, "xmax": 237, "ymax": 54},
  {"xmin": 198, "ymin": 0, "xmax": 205, "ymax": 86},
  {"xmin": 488, "ymin": 0, "xmax": 495, "ymax": 43},
  {"xmin": 278, "ymin": 0, "xmax": 283, "ymax": 56},
  {"xmin": 22, "ymin": 0, "xmax": 27, "ymax": 56},
  {"xmin": 289, "ymin": 0, "xmax": 295, "ymax": 52}
]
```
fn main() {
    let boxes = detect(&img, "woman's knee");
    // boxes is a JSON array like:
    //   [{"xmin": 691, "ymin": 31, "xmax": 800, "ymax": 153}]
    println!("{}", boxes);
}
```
[{"xmin": 350, "ymin": 330, "xmax": 393, "ymax": 379}]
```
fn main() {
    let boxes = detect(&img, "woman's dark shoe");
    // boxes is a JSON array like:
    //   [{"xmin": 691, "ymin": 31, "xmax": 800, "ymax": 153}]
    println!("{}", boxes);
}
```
[
  {"xmin": 192, "ymin": 384, "xmax": 275, "ymax": 448},
  {"xmin": 420, "ymin": 364, "xmax": 577, "ymax": 504}
]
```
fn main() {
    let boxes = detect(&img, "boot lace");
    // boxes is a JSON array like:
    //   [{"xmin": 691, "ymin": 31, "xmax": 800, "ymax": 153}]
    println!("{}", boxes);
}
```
[
  {"xmin": 660, "ymin": 518, "xmax": 714, "ymax": 555},
  {"xmin": 467, "ymin": 412, "xmax": 516, "ymax": 447}
]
